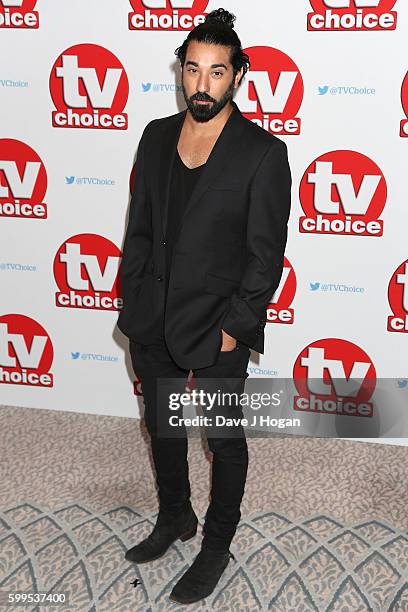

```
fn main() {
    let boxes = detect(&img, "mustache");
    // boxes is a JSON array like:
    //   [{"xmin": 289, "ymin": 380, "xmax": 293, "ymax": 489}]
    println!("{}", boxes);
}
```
[{"xmin": 190, "ymin": 93, "xmax": 216, "ymax": 103}]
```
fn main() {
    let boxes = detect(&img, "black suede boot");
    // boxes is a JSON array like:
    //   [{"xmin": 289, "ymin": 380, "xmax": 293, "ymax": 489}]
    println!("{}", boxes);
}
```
[
  {"xmin": 125, "ymin": 504, "xmax": 198, "ymax": 563},
  {"xmin": 169, "ymin": 546, "xmax": 236, "ymax": 604}
]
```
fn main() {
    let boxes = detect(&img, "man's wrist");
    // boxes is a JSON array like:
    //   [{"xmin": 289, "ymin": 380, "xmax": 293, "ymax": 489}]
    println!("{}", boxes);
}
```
[
  {"xmin": 221, "ymin": 328, "xmax": 237, "ymax": 350},
  {"xmin": 221, "ymin": 328, "xmax": 236, "ymax": 341}
]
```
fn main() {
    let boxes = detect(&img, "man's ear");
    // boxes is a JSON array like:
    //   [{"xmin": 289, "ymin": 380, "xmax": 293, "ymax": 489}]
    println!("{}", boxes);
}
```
[{"xmin": 234, "ymin": 67, "xmax": 244, "ymax": 89}]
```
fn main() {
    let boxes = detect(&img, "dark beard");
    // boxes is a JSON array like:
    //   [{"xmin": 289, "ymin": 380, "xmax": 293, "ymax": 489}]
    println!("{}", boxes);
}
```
[{"xmin": 182, "ymin": 75, "xmax": 235, "ymax": 123}]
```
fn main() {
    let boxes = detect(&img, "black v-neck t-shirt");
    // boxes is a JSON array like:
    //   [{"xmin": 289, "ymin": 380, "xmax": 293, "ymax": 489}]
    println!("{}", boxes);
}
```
[{"xmin": 156, "ymin": 150, "xmax": 206, "ymax": 341}]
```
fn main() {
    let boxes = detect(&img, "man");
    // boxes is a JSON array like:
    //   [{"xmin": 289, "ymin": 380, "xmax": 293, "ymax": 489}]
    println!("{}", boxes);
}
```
[{"xmin": 117, "ymin": 8, "xmax": 291, "ymax": 605}]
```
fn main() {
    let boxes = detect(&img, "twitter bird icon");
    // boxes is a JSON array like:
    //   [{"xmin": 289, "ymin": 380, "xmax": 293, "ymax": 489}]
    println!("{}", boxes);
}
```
[{"xmin": 318, "ymin": 86, "xmax": 329, "ymax": 95}]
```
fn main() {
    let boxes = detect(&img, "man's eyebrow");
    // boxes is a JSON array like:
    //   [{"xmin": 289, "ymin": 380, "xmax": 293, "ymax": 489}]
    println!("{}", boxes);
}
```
[{"xmin": 185, "ymin": 60, "xmax": 228, "ymax": 70}]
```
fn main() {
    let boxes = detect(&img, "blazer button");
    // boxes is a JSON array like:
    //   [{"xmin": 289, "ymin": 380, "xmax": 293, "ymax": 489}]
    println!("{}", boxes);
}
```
[
  {"xmin": 157, "ymin": 275, "xmax": 163, "ymax": 282},
  {"xmin": 161, "ymin": 240, "xmax": 166, "ymax": 246}
]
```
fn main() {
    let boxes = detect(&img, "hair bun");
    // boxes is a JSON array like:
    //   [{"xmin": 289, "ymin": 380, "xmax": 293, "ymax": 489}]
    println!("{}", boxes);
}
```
[{"xmin": 204, "ymin": 8, "xmax": 236, "ymax": 29}]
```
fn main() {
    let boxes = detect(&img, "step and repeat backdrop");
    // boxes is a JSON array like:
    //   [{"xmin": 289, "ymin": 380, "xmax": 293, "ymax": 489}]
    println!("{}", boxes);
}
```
[{"xmin": 0, "ymin": 1, "xmax": 407, "ymax": 442}]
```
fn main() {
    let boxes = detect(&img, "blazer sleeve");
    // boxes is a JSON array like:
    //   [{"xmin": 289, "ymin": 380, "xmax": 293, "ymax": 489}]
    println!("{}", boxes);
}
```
[
  {"xmin": 221, "ymin": 139, "xmax": 292, "ymax": 348},
  {"xmin": 119, "ymin": 122, "xmax": 152, "ymax": 305}
]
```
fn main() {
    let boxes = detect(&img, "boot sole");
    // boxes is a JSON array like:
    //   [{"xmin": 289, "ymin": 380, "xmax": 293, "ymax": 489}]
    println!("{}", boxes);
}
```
[{"xmin": 125, "ymin": 523, "xmax": 197, "ymax": 564}]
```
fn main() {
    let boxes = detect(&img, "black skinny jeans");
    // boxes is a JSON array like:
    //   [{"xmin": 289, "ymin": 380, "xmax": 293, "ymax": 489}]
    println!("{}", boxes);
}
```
[{"xmin": 129, "ymin": 335, "xmax": 251, "ymax": 553}]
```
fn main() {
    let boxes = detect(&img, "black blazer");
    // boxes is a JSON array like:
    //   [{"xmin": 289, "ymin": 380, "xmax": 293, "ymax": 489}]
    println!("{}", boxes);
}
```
[{"xmin": 117, "ymin": 100, "xmax": 292, "ymax": 369}]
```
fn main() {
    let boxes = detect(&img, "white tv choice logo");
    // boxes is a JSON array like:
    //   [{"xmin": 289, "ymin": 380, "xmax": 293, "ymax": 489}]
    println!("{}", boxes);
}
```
[
  {"xmin": 50, "ymin": 44, "xmax": 129, "ymax": 130},
  {"xmin": 0, "ymin": 0, "xmax": 39, "ymax": 29},
  {"xmin": 387, "ymin": 259, "xmax": 408, "ymax": 333},
  {"xmin": 54, "ymin": 234, "xmax": 123, "ymax": 311},
  {"xmin": 307, "ymin": 0, "xmax": 397, "ymax": 31},
  {"xmin": 0, "ymin": 314, "xmax": 53, "ymax": 387},
  {"xmin": 266, "ymin": 256, "xmax": 296, "ymax": 325},
  {"xmin": 0, "ymin": 139, "xmax": 47, "ymax": 219},
  {"xmin": 129, "ymin": 0, "xmax": 207, "ymax": 30},
  {"xmin": 234, "ymin": 46, "xmax": 303, "ymax": 136},
  {"xmin": 400, "ymin": 72, "xmax": 408, "ymax": 138},
  {"xmin": 299, "ymin": 150, "xmax": 386, "ymax": 237},
  {"xmin": 293, "ymin": 338, "xmax": 376, "ymax": 417}
]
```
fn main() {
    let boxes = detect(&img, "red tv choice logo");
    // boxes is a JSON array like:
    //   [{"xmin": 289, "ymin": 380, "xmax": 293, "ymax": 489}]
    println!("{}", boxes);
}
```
[
  {"xmin": 54, "ymin": 234, "xmax": 123, "ymax": 311},
  {"xmin": 400, "ymin": 72, "xmax": 408, "ymax": 138},
  {"xmin": 0, "ymin": 314, "xmax": 53, "ymax": 387},
  {"xmin": 133, "ymin": 376, "xmax": 143, "ymax": 396},
  {"xmin": 299, "ymin": 150, "xmax": 386, "ymax": 237},
  {"xmin": 234, "ymin": 46, "xmax": 303, "ymax": 136},
  {"xmin": 0, "ymin": 139, "xmax": 47, "ymax": 219},
  {"xmin": 293, "ymin": 338, "xmax": 376, "ymax": 417},
  {"xmin": 387, "ymin": 259, "xmax": 408, "ymax": 334},
  {"xmin": 50, "ymin": 44, "xmax": 129, "ymax": 130},
  {"xmin": 0, "ymin": 0, "xmax": 39, "ymax": 29},
  {"xmin": 266, "ymin": 256, "xmax": 296, "ymax": 325},
  {"xmin": 129, "ymin": 0, "xmax": 207, "ymax": 30},
  {"xmin": 307, "ymin": 0, "xmax": 397, "ymax": 31}
]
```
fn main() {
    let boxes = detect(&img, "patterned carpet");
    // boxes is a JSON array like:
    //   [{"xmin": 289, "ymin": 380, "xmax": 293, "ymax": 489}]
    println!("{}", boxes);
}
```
[
  {"xmin": 1, "ymin": 502, "xmax": 408, "ymax": 611},
  {"xmin": 0, "ymin": 405, "xmax": 407, "ymax": 611}
]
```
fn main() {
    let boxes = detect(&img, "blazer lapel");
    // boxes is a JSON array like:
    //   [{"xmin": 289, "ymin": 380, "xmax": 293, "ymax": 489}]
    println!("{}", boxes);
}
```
[{"xmin": 159, "ymin": 100, "xmax": 247, "ymax": 240}]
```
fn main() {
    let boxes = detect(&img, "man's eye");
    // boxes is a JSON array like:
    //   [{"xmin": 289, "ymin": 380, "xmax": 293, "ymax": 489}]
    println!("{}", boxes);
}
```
[{"xmin": 188, "ymin": 68, "xmax": 197, "ymax": 73}]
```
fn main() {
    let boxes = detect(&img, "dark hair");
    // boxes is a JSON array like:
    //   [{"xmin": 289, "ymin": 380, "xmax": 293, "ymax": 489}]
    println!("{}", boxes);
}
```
[{"xmin": 174, "ymin": 8, "xmax": 250, "ymax": 85}]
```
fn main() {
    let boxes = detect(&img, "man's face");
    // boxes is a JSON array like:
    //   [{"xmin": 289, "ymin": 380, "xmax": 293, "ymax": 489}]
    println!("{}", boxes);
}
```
[{"xmin": 181, "ymin": 41, "xmax": 243, "ymax": 123}]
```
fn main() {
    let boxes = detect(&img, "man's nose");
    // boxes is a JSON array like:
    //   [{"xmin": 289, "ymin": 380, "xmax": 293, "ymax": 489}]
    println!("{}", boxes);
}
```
[{"xmin": 196, "ymin": 72, "xmax": 210, "ymax": 92}]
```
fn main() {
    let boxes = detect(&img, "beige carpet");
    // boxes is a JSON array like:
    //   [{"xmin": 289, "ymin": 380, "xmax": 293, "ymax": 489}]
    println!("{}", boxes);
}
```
[{"xmin": 0, "ymin": 404, "xmax": 407, "ymax": 611}]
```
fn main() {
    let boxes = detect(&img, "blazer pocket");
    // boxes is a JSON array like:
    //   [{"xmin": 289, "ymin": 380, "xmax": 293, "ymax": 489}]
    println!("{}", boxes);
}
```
[{"xmin": 205, "ymin": 271, "xmax": 240, "ymax": 297}]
